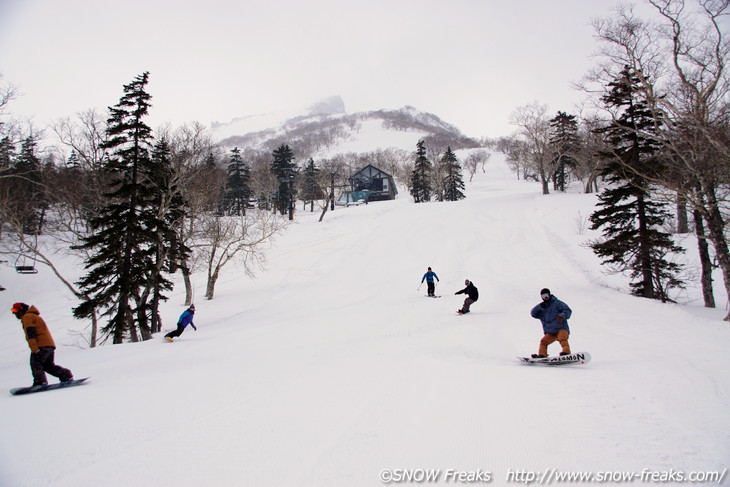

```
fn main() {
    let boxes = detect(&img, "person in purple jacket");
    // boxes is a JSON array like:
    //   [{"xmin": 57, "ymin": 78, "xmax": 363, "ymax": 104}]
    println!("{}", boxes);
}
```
[
  {"xmin": 530, "ymin": 288, "xmax": 572, "ymax": 358},
  {"xmin": 165, "ymin": 304, "xmax": 197, "ymax": 342}
]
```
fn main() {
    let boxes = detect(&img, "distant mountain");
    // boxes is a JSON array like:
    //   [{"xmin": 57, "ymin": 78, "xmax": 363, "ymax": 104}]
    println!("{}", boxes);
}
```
[
  {"xmin": 211, "ymin": 96, "xmax": 481, "ymax": 160},
  {"xmin": 305, "ymin": 95, "xmax": 346, "ymax": 117}
]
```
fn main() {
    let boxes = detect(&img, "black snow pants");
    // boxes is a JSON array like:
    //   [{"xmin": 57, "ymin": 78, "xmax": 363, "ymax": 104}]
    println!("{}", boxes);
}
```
[
  {"xmin": 165, "ymin": 323, "xmax": 186, "ymax": 339},
  {"xmin": 30, "ymin": 346, "xmax": 73, "ymax": 385},
  {"xmin": 427, "ymin": 282, "xmax": 436, "ymax": 296}
]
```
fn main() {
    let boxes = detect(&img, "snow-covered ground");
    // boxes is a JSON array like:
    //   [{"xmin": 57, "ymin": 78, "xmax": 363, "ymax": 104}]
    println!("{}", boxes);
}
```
[{"xmin": 0, "ymin": 153, "xmax": 728, "ymax": 487}]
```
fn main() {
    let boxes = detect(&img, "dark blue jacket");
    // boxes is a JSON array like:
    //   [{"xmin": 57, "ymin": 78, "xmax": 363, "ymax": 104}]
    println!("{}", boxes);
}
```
[
  {"xmin": 531, "ymin": 295, "xmax": 571, "ymax": 334},
  {"xmin": 178, "ymin": 309, "xmax": 196, "ymax": 330},
  {"xmin": 421, "ymin": 271, "xmax": 439, "ymax": 283}
]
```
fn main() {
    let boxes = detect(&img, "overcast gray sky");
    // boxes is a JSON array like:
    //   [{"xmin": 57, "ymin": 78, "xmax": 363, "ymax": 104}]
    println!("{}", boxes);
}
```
[{"xmin": 0, "ymin": 0, "xmax": 660, "ymax": 138}]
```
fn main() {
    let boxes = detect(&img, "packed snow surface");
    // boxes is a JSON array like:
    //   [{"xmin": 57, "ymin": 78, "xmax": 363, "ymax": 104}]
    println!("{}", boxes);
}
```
[{"xmin": 1, "ymin": 154, "xmax": 728, "ymax": 486}]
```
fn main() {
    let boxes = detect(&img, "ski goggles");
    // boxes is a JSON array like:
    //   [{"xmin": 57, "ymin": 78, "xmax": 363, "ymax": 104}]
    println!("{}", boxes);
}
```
[{"xmin": 541, "ymin": 293, "xmax": 551, "ymax": 300}]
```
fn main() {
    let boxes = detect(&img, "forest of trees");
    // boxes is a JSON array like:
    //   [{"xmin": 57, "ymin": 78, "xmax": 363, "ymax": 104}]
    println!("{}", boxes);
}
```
[
  {"xmin": 409, "ymin": 141, "xmax": 468, "ymax": 203},
  {"xmin": 0, "ymin": 0, "xmax": 728, "ymax": 350},
  {"xmin": 500, "ymin": 0, "xmax": 730, "ymax": 317},
  {"xmin": 0, "ymin": 73, "xmax": 293, "ymax": 345},
  {"xmin": 0, "ymin": 69, "xmax": 479, "ymax": 346}
]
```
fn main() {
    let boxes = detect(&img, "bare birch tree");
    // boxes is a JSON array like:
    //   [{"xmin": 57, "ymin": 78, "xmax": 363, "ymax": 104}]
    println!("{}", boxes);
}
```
[
  {"xmin": 194, "ymin": 209, "xmax": 288, "ymax": 300},
  {"xmin": 0, "ymin": 177, "xmax": 103, "ymax": 347},
  {"xmin": 313, "ymin": 156, "xmax": 348, "ymax": 222},
  {"xmin": 587, "ymin": 0, "xmax": 730, "ymax": 316},
  {"xmin": 509, "ymin": 102, "xmax": 554, "ymax": 194},
  {"xmin": 463, "ymin": 150, "xmax": 491, "ymax": 182}
]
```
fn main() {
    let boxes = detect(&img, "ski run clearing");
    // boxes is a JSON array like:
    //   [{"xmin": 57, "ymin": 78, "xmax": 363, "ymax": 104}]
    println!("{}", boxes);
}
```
[{"xmin": 1, "ymin": 153, "xmax": 728, "ymax": 487}]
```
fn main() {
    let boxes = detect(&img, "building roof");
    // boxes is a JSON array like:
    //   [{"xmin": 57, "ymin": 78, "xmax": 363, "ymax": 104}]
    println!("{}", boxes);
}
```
[{"xmin": 351, "ymin": 164, "xmax": 393, "ymax": 180}]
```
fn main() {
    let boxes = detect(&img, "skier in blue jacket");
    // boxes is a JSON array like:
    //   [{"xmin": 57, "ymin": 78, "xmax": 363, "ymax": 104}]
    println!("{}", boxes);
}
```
[
  {"xmin": 165, "ymin": 304, "xmax": 197, "ymax": 342},
  {"xmin": 421, "ymin": 267, "xmax": 440, "ymax": 296},
  {"xmin": 530, "ymin": 288, "xmax": 572, "ymax": 358}
]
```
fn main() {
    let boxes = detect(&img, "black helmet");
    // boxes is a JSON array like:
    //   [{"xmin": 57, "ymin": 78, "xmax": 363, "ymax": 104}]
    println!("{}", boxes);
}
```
[{"xmin": 11, "ymin": 302, "xmax": 28, "ymax": 318}]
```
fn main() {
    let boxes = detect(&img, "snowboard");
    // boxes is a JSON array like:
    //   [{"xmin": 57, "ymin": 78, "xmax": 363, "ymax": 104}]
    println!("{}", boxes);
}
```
[
  {"xmin": 10, "ymin": 377, "xmax": 89, "ymax": 396},
  {"xmin": 517, "ymin": 352, "xmax": 591, "ymax": 366}
]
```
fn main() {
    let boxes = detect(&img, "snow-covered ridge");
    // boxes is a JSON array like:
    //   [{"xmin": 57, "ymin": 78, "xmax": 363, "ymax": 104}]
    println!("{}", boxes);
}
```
[
  {"xmin": 211, "ymin": 96, "xmax": 481, "ymax": 158},
  {"xmin": 211, "ymin": 95, "xmax": 347, "ymax": 140}
]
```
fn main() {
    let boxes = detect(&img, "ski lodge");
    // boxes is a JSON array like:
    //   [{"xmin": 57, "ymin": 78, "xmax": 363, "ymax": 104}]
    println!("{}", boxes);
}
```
[{"xmin": 348, "ymin": 165, "xmax": 397, "ymax": 201}]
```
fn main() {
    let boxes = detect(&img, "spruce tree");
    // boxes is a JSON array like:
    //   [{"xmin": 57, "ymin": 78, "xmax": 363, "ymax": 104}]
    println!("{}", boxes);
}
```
[
  {"xmin": 549, "ymin": 111, "xmax": 579, "ymax": 192},
  {"xmin": 590, "ymin": 66, "xmax": 684, "ymax": 302},
  {"xmin": 74, "ymin": 72, "xmax": 160, "ymax": 343},
  {"xmin": 139, "ymin": 137, "xmax": 191, "ymax": 336},
  {"xmin": 0, "ymin": 136, "xmax": 15, "ymax": 169},
  {"xmin": 66, "ymin": 150, "xmax": 82, "ymax": 170},
  {"xmin": 440, "ymin": 146, "xmax": 466, "ymax": 201},
  {"xmin": 270, "ymin": 144, "xmax": 297, "ymax": 216},
  {"xmin": 300, "ymin": 158, "xmax": 321, "ymax": 212},
  {"xmin": 223, "ymin": 147, "xmax": 251, "ymax": 216},
  {"xmin": 410, "ymin": 140, "xmax": 432, "ymax": 203},
  {"xmin": 12, "ymin": 137, "xmax": 46, "ymax": 234}
]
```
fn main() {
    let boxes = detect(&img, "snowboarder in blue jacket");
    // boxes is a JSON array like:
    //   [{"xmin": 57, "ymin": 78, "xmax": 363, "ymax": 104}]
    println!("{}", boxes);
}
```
[
  {"xmin": 421, "ymin": 267, "xmax": 440, "ymax": 296},
  {"xmin": 530, "ymin": 288, "xmax": 572, "ymax": 358},
  {"xmin": 165, "ymin": 305, "xmax": 197, "ymax": 342}
]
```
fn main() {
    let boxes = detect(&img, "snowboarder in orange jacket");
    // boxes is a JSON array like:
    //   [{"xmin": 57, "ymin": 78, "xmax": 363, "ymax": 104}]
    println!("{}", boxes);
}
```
[{"xmin": 12, "ymin": 303, "xmax": 74, "ymax": 386}]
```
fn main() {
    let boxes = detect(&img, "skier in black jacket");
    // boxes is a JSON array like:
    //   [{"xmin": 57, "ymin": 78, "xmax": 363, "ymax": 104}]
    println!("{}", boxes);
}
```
[{"xmin": 455, "ymin": 279, "xmax": 478, "ymax": 314}]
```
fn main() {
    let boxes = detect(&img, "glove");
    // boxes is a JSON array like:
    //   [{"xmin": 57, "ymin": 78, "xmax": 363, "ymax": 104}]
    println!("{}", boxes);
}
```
[
  {"xmin": 191, "ymin": 324, "xmax": 197, "ymax": 331},
  {"xmin": 556, "ymin": 316, "xmax": 565, "ymax": 322}
]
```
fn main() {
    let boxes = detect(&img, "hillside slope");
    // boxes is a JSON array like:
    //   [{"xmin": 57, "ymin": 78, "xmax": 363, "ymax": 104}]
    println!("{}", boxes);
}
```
[
  {"xmin": 213, "ymin": 102, "xmax": 481, "ymax": 159},
  {"xmin": 0, "ymin": 154, "xmax": 728, "ymax": 487}
]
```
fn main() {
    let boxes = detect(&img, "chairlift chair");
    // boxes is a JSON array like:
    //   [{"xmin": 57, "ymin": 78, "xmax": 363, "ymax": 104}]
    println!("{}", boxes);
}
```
[{"xmin": 14, "ymin": 255, "xmax": 38, "ymax": 274}]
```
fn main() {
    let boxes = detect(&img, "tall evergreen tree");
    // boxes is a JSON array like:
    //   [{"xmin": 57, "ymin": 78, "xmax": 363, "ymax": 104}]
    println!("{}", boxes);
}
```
[
  {"xmin": 410, "ymin": 140, "xmax": 432, "ymax": 203},
  {"xmin": 300, "ymin": 158, "xmax": 321, "ymax": 212},
  {"xmin": 270, "ymin": 144, "xmax": 297, "ymax": 216},
  {"xmin": 590, "ymin": 66, "xmax": 684, "ymax": 302},
  {"xmin": 549, "ymin": 111, "xmax": 579, "ymax": 192},
  {"xmin": 66, "ymin": 150, "xmax": 82, "ymax": 170},
  {"xmin": 11, "ymin": 137, "xmax": 47, "ymax": 234},
  {"xmin": 74, "ymin": 72, "xmax": 160, "ymax": 343},
  {"xmin": 138, "ymin": 137, "xmax": 191, "ymax": 337},
  {"xmin": 440, "ymin": 146, "xmax": 466, "ymax": 201},
  {"xmin": 0, "ymin": 136, "xmax": 14, "ymax": 169},
  {"xmin": 223, "ymin": 147, "xmax": 251, "ymax": 216}
]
